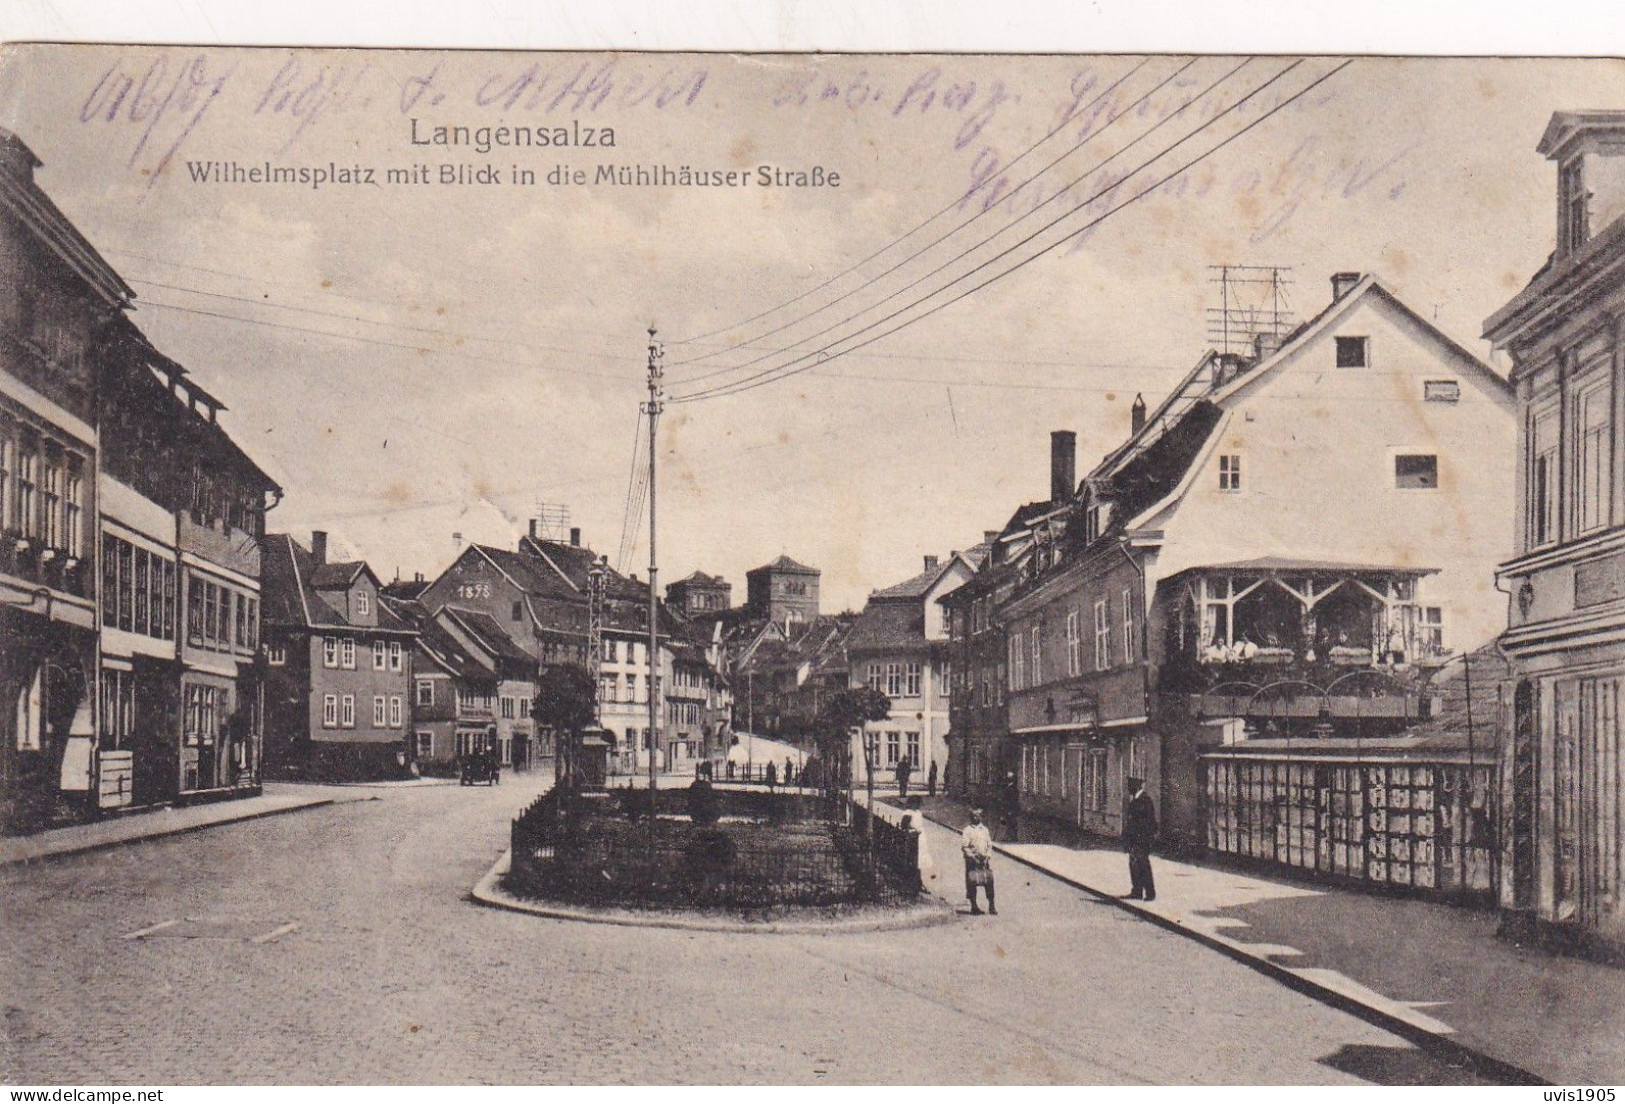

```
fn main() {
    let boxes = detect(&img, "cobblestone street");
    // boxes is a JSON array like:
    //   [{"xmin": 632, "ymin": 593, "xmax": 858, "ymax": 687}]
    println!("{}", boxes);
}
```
[{"xmin": 1, "ymin": 778, "xmax": 1494, "ymax": 1085}]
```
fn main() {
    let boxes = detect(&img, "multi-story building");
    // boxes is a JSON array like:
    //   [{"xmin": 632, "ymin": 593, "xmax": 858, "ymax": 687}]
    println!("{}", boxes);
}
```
[
  {"xmin": 98, "ymin": 324, "xmax": 278, "ymax": 807},
  {"xmin": 261, "ymin": 531, "xmax": 418, "ymax": 780},
  {"xmin": 665, "ymin": 570, "xmax": 731, "ymax": 617},
  {"xmin": 0, "ymin": 128, "xmax": 126, "ymax": 829},
  {"xmin": 956, "ymin": 274, "xmax": 1517, "ymax": 904},
  {"xmin": 848, "ymin": 549, "xmax": 985, "ymax": 789},
  {"xmin": 745, "ymin": 555, "xmax": 820, "ymax": 626},
  {"xmin": 940, "ymin": 529, "xmax": 1022, "ymax": 805},
  {"xmin": 1486, "ymin": 110, "xmax": 1625, "ymax": 953}
]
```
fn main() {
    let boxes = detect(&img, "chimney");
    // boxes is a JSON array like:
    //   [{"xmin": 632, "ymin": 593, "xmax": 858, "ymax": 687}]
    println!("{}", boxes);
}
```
[
  {"xmin": 569, "ymin": 527, "xmax": 582, "ymax": 547},
  {"xmin": 529, "ymin": 519, "xmax": 538, "ymax": 539},
  {"xmin": 415, "ymin": 572, "xmax": 424, "ymax": 583},
  {"xmin": 923, "ymin": 554, "xmax": 939, "ymax": 572},
  {"xmin": 1131, "ymin": 393, "xmax": 1147, "ymax": 435},
  {"xmin": 310, "ymin": 530, "xmax": 328, "ymax": 566},
  {"xmin": 1050, "ymin": 430, "xmax": 1076, "ymax": 504},
  {"xmin": 1330, "ymin": 272, "xmax": 1362, "ymax": 302},
  {"xmin": 1253, "ymin": 331, "xmax": 1281, "ymax": 360}
]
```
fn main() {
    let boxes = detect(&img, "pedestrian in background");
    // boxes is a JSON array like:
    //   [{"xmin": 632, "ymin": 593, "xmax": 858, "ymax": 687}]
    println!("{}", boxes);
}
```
[
  {"xmin": 927, "ymin": 758, "xmax": 938, "ymax": 797},
  {"xmin": 896, "ymin": 753, "xmax": 913, "ymax": 799},
  {"xmin": 1124, "ymin": 776, "xmax": 1158, "ymax": 902},
  {"xmin": 961, "ymin": 807, "xmax": 996, "ymax": 915}
]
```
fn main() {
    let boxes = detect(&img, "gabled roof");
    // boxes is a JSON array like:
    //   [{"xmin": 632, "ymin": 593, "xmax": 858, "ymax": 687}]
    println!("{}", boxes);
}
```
[
  {"xmin": 846, "ymin": 600, "xmax": 926, "ymax": 654},
  {"xmin": 262, "ymin": 534, "xmax": 415, "ymax": 635},
  {"xmin": 381, "ymin": 578, "xmax": 432, "ymax": 601},
  {"xmin": 441, "ymin": 606, "xmax": 532, "ymax": 667},
  {"xmin": 309, "ymin": 561, "xmax": 370, "ymax": 589},
  {"xmin": 671, "ymin": 570, "xmax": 729, "ymax": 587},
  {"xmin": 415, "ymin": 618, "xmax": 497, "ymax": 686},
  {"xmin": 1189, "ymin": 556, "xmax": 1440, "ymax": 576}
]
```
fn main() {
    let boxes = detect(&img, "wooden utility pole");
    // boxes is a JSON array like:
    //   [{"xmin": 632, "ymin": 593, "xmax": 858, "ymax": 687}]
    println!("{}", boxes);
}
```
[{"xmin": 644, "ymin": 328, "xmax": 664, "ymax": 847}]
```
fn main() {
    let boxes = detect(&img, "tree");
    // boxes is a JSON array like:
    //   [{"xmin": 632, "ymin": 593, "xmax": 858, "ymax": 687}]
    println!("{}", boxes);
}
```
[
  {"xmin": 533, "ymin": 665, "xmax": 598, "ymax": 792},
  {"xmin": 814, "ymin": 687, "xmax": 892, "ymax": 789}
]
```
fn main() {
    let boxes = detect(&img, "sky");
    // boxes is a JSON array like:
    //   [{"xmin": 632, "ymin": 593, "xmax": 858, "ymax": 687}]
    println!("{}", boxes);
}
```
[{"xmin": 1, "ymin": 48, "xmax": 1621, "ymax": 611}]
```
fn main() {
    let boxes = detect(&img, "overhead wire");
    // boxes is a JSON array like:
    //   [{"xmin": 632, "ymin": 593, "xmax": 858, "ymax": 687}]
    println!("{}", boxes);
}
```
[
  {"xmin": 673, "ymin": 58, "xmax": 1351, "ymax": 405},
  {"xmin": 671, "ymin": 55, "xmax": 1259, "ymax": 394},
  {"xmin": 667, "ymin": 55, "xmax": 1159, "ymax": 361}
]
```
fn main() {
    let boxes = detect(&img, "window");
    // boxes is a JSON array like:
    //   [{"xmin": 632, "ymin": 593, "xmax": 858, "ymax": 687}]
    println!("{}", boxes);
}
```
[
  {"xmin": 0, "ymin": 434, "xmax": 10, "ymax": 534},
  {"xmin": 100, "ymin": 666, "xmax": 135, "ymax": 751},
  {"xmin": 356, "ymin": 590, "xmax": 370, "ymax": 617},
  {"xmin": 14, "ymin": 446, "xmax": 35, "ymax": 537},
  {"xmin": 907, "ymin": 731, "xmax": 920, "ymax": 765},
  {"xmin": 903, "ymin": 663, "xmax": 921, "ymax": 698},
  {"xmin": 1395, "ymin": 454, "xmax": 1439, "ymax": 490},
  {"xmin": 996, "ymin": 663, "xmax": 1005, "ymax": 705},
  {"xmin": 373, "ymin": 696, "xmax": 386, "ymax": 726},
  {"xmin": 341, "ymin": 638, "xmax": 356, "ymax": 669},
  {"xmin": 389, "ymin": 641, "xmax": 403, "ymax": 672},
  {"xmin": 1577, "ymin": 379, "xmax": 1613, "ymax": 534},
  {"xmin": 416, "ymin": 731, "xmax": 432, "ymax": 757},
  {"xmin": 234, "ymin": 587, "xmax": 247, "ymax": 647},
  {"xmin": 1335, "ymin": 336, "xmax": 1369, "ymax": 368},
  {"xmin": 1094, "ymin": 599, "xmax": 1111, "ymax": 670},
  {"xmin": 341, "ymin": 694, "xmax": 355, "ymax": 727},
  {"xmin": 501, "ymin": 696, "xmax": 516, "ymax": 719},
  {"xmin": 1419, "ymin": 607, "xmax": 1443, "ymax": 657},
  {"xmin": 601, "ymin": 676, "xmax": 616, "ymax": 703},
  {"xmin": 322, "ymin": 693, "xmax": 338, "ymax": 728},
  {"xmin": 1065, "ymin": 609, "xmax": 1082, "ymax": 677},
  {"xmin": 266, "ymin": 644, "xmax": 286, "ymax": 666},
  {"xmin": 1122, "ymin": 587, "xmax": 1138, "ymax": 663},
  {"xmin": 1030, "ymin": 627, "xmax": 1041, "ymax": 686},
  {"xmin": 518, "ymin": 698, "xmax": 530, "ymax": 718},
  {"xmin": 246, "ymin": 597, "xmax": 258, "ymax": 650},
  {"xmin": 885, "ymin": 730, "xmax": 900, "ymax": 767},
  {"xmin": 1219, "ymin": 454, "xmax": 1242, "ymax": 492},
  {"xmin": 1084, "ymin": 503, "xmax": 1108, "ymax": 544},
  {"xmin": 1424, "ymin": 380, "xmax": 1460, "ymax": 404},
  {"xmin": 417, "ymin": 679, "xmax": 435, "ymax": 707},
  {"xmin": 867, "ymin": 662, "xmax": 883, "ymax": 694},
  {"xmin": 389, "ymin": 696, "xmax": 403, "ymax": 727},
  {"xmin": 606, "ymin": 640, "xmax": 619, "ymax": 664},
  {"xmin": 63, "ymin": 465, "xmax": 82, "ymax": 557},
  {"xmin": 323, "ymin": 637, "xmax": 338, "ymax": 668},
  {"xmin": 1561, "ymin": 158, "xmax": 1588, "ymax": 253},
  {"xmin": 373, "ymin": 641, "xmax": 386, "ymax": 670},
  {"xmin": 1084, "ymin": 748, "xmax": 1108, "ymax": 811},
  {"xmin": 39, "ymin": 455, "xmax": 59, "ymax": 548},
  {"xmin": 1530, "ymin": 403, "xmax": 1559, "ymax": 547},
  {"xmin": 1010, "ymin": 633, "xmax": 1024, "ymax": 692}
]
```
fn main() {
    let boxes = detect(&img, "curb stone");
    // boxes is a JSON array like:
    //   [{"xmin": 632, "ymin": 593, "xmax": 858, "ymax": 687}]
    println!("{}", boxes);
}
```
[
  {"xmin": 916, "ymin": 809, "xmax": 1547, "ymax": 1086},
  {"xmin": 0, "ymin": 795, "xmax": 371, "ymax": 867},
  {"xmin": 471, "ymin": 848, "xmax": 957, "ymax": 935}
]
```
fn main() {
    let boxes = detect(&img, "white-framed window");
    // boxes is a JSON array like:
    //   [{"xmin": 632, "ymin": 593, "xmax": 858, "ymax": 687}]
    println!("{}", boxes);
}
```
[
  {"xmin": 884, "ymin": 662, "xmax": 905, "ymax": 698},
  {"xmin": 903, "ymin": 662, "xmax": 921, "ymax": 698},
  {"xmin": 501, "ymin": 696, "xmax": 516, "ymax": 719},
  {"xmin": 266, "ymin": 644, "xmax": 286, "ymax": 666},
  {"xmin": 1065, "ymin": 608, "xmax": 1082, "ymax": 677},
  {"xmin": 389, "ymin": 640, "xmax": 403, "ymax": 672},
  {"xmin": 322, "ymin": 693, "xmax": 338, "ymax": 728},
  {"xmin": 323, "ymin": 637, "xmax": 338, "ymax": 668},
  {"xmin": 341, "ymin": 694, "xmax": 355, "ymax": 727},
  {"xmin": 1094, "ymin": 599, "xmax": 1111, "ymax": 670},
  {"xmin": 1084, "ymin": 748, "xmax": 1108, "ymax": 811},
  {"xmin": 1010, "ymin": 632, "xmax": 1024, "ymax": 691},
  {"xmin": 389, "ymin": 696, "xmax": 403, "ymax": 727},
  {"xmin": 1395, "ymin": 453, "xmax": 1439, "ymax": 490},
  {"xmin": 373, "ymin": 640, "xmax": 386, "ymax": 670},
  {"xmin": 885, "ymin": 730, "xmax": 900, "ymax": 767},
  {"xmin": 340, "ymin": 638, "xmax": 355, "ymax": 669},
  {"xmin": 1419, "ymin": 606, "xmax": 1444, "ymax": 657},
  {"xmin": 1122, "ymin": 587, "xmax": 1137, "ymax": 663},
  {"xmin": 996, "ymin": 663, "xmax": 1005, "ymax": 705},
  {"xmin": 1030, "ymin": 627, "xmax": 1041, "ymax": 687},
  {"xmin": 519, "ymin": 697, "xmax": 530, "ymax": 718},
  {"xmin": 1576, "ymin": 377, "xmax": 1613, "ymax": 535},
  {"xmin": 907, "ymin": 731, "xmax": 920, "ymax": 765},
  {"xmin": 867, "ymin": 662, "xmax": 883, "ymax": 694},
  {"xmin": 1529, "ymin": 400, "xmax": 1560, "ymax": 548},
  {"xmin": 357, "ymin": 590, "xmax": 370, "ymax": 617},
  {"xmin": 1335, "ymin": 335, "xmax": 1369, "ymax": 368},
  {"xmin": 1219, "ymin": 453, "xmax": 1242, "ymax": 493},
  {"xmin": 416, "ymin": 730, "xmax": 432, "ymax": 757},
  {"xmin": 417, "ymin": 679, "xmax": 434, "ymax": 707},
  {"xmin": 1424, "ymin": 379, "xmax": 1460, "ymax": 403},
  {"xmin": 373, "ymin": 696, "xmax": 386, "ymax": 726}
]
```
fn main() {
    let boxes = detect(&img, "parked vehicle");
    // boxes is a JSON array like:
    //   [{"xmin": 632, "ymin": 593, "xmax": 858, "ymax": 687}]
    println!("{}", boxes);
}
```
[{"xmin": 460, "ymin": 751, "xmax": 500, "ymax": 786}]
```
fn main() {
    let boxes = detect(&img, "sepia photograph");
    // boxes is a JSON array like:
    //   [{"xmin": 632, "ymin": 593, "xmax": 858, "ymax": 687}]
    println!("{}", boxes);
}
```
[{"xmin": 0, "ymin": 28, "xmax": 1623, "ymax": 1089}]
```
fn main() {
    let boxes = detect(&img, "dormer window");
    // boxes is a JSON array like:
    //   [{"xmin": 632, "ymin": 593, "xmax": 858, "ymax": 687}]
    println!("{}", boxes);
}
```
[
  {"xmin": 1561, "ymin": 158, "xmax": 1589, "ymax": 254},
  {"xmin": 357, "ymin": 590, "xmax": 370, "ymax": 617}
]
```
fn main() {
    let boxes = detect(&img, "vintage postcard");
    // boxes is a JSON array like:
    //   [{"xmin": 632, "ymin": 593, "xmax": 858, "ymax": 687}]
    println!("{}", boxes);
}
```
[{"xmin": 0, "ymin": 43, "xmax": 1623, "ymax": 1089}]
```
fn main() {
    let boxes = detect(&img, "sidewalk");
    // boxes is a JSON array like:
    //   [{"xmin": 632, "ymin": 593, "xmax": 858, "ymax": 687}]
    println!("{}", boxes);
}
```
[
  {"xmin": 901, "ymin": 795, "xmax": 1624, "ymax": 1086},
  {"xmin": 0, "ymin": 783, "xmax": 371, "ymax": 866}
]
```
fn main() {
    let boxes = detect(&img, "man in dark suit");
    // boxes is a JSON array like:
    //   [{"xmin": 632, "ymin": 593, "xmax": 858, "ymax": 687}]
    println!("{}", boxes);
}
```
[{"xmin": 1124, "ymin": 776, "xmax": 1157, "ymax": 901}]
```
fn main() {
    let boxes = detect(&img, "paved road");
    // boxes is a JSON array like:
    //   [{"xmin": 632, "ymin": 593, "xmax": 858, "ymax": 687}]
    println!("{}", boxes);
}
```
[{"xmin": 0, "ymin": 777, "xmax": 1492, "ymax": 1085}]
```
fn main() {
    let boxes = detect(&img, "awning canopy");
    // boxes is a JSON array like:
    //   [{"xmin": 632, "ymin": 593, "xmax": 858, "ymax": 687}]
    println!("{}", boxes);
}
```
[{"xmin": 1174, "ymin": 557, "xmax": 1439, "ymax": 578}]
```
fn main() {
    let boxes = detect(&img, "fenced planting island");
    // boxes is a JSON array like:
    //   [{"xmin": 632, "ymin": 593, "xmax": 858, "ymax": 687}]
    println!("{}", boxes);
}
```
[{"xmin": 508, "ymin": 785, "xmax": 922, "ymax": 912}]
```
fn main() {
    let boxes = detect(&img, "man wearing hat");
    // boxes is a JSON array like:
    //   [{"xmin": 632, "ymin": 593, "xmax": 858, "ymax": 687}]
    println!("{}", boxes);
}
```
[
  {"xmin": 1124, "ymin": 776, "xmax": 1158, "ymax": 901},
  {"xmin": 961, "ymin": 807, "xmax": 996, "ymax": 915}
]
